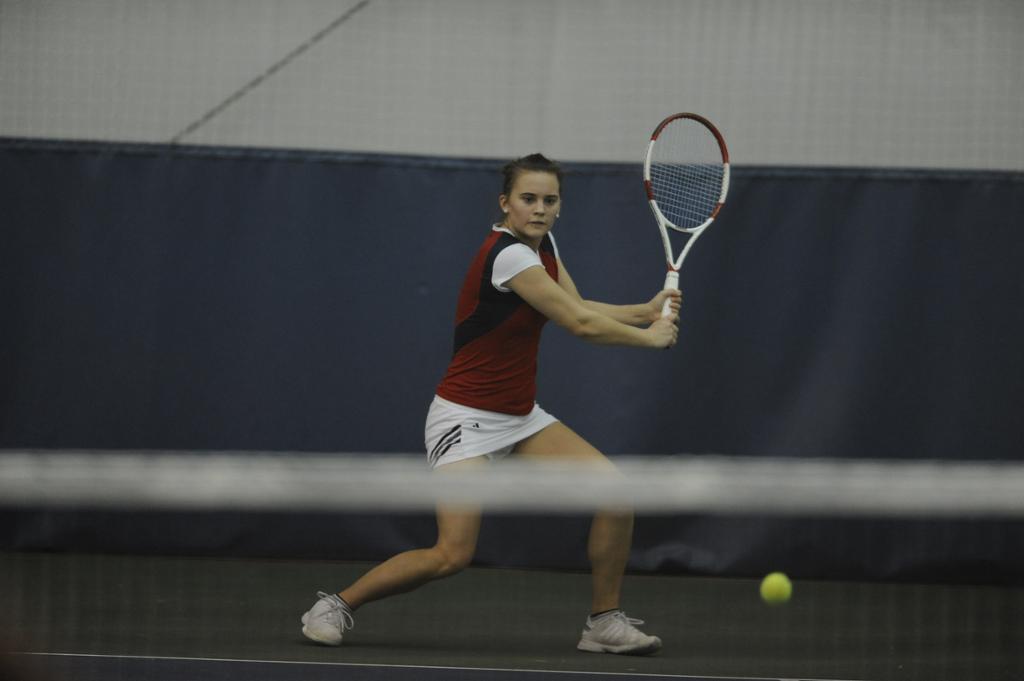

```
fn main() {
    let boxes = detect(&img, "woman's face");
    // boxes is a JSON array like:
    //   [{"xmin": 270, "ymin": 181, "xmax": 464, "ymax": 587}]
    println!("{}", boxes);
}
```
[{"xmin": 499, "ymin": 170, "xmax": 561, "ymax": 248}]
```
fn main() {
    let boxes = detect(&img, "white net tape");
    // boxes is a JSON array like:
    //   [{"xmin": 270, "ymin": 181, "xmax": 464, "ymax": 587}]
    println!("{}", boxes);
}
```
[{"xmin": 2, "ymin": 451, "xmax": 1023, "ymax": 517}]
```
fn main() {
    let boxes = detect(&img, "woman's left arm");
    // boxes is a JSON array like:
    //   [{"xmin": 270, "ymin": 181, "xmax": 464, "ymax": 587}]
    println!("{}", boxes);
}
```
[{"xmin": 556, "ymin": 258, "xmax": 681, "ymax": 327}]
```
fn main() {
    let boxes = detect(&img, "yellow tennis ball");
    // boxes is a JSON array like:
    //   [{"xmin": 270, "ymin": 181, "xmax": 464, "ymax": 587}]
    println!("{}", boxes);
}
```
[{"xmin": 760, "ymin": 572, "xmax": 792, "ymax": 604}]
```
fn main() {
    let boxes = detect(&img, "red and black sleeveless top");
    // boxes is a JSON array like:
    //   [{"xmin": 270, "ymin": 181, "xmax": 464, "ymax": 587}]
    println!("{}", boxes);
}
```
[{"xmin": 436, "ymin": 228, "xmax": 559, "ymax": 415}]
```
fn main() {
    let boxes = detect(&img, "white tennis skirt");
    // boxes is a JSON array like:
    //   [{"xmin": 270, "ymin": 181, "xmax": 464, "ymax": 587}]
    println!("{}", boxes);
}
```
[{"xmin": 424, "ymin": 395, "xmax": 559, "ymax": 469}]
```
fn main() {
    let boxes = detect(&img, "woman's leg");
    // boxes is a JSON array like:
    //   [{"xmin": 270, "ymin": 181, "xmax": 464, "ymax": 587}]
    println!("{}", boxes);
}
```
[
  {"xmin": 339, "ymin": 457, "xmax": 485, "ymax": 610},
  {"xmin": 512, "ymin": 422, "xmax": 633, "ymax": 614}
]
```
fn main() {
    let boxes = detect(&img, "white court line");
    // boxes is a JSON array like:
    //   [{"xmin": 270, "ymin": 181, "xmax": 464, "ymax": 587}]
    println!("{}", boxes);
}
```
[{"xmin": 13, "ymin": 651, "xmax": 854, "ymax": 681}]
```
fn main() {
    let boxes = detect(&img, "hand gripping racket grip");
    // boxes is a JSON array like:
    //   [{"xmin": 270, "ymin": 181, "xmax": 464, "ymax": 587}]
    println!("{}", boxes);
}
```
[{"xmin": 661, "ymin": 271, "xmax": 679, "ymax": 318}]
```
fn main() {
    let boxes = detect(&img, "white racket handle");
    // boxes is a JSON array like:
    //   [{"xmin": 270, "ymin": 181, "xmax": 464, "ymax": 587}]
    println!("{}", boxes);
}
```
[{"xmin": 661, "ymin": 271, "xmax": 679, "ymax": 318}]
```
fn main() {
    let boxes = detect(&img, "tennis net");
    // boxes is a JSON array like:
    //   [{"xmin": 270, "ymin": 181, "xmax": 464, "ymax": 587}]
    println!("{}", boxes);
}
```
[
  {"xmin": 3, "ymin": 450, "xmax": 1024, "ymax": 516},
  {"xmin": 3, "ymin": 449, "xmax": 1023, "ymax": 681}
]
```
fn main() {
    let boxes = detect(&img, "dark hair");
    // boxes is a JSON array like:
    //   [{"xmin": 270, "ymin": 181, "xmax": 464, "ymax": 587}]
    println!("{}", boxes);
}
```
[{"xmin": 501, "ymin": 153, "xmax": 563, "ymax": 196}]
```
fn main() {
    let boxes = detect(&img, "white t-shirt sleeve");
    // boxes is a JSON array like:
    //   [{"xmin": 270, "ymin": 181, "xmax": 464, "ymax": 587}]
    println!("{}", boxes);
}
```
[{"xmin": 492, "ymin": 243, "xmax": 544, "ymax": 292}]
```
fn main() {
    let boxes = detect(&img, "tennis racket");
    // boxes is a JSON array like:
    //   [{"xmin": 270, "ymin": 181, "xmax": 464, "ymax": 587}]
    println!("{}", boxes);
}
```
[{"xmin": 643, "ymin": 113, "xmax": 730, "ymax": 317}]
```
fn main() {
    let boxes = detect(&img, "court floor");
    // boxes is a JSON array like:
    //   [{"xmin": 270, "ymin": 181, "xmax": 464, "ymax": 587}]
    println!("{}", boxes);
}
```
[{"xmin": 1, "ymin": 552, "xmax": 1021, "ymax": 681}]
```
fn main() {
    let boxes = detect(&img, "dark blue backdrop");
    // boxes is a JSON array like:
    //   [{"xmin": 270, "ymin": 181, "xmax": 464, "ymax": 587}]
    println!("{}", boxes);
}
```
[{"xmin": 2, "ymin": 139, "xmax": 1022, "ymax": 582}]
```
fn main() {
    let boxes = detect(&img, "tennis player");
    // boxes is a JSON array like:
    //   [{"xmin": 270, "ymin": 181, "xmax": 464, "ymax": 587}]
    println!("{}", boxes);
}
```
[{"xmin": 302, "ymin": 154, "xmax": 680, "ymax": 655}]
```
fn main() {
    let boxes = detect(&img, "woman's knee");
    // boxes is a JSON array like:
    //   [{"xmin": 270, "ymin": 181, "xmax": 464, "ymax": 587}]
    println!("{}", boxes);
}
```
[
  {"xmin": 595, "ymin": 506, "xmax": 634, "ymax": 530},
  {"xmin": 433, "ymin": 540, "xmax": 475, "ymax": 577},
  {"xmin": 433, "ymin": 502, "xmax": 481, "ymax": 578}
]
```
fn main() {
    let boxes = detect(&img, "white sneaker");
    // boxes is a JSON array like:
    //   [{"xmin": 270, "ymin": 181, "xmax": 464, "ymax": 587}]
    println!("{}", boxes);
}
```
[
  {"xmin": 577, "ymin": 610, "xmax": 662, "ymax": 655},
  {"xmin": 301, "ymin": 591, "xmax": 354, "ymax": 646}
]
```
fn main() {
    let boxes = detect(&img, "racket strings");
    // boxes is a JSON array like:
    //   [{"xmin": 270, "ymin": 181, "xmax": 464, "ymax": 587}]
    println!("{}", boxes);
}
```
[
  {"xmin": 649, "ymin": 123, "xmax": 724, "ymax": 230},
  {"xmin": 652, "ymin": 164, "xmax": 723, "ymax": 228}
]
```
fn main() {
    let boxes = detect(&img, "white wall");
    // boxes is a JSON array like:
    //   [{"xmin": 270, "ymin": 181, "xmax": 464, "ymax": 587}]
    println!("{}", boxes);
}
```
[{"xmin": 2, "ymin": 0, "xmax": 1021, "ymax": 169}]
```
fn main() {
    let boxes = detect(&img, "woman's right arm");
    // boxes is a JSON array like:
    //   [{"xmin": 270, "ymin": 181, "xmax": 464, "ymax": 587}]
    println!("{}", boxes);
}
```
[{"xmin": 505, "ymin": 267, "xmax": 678, "ymax": 348}]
